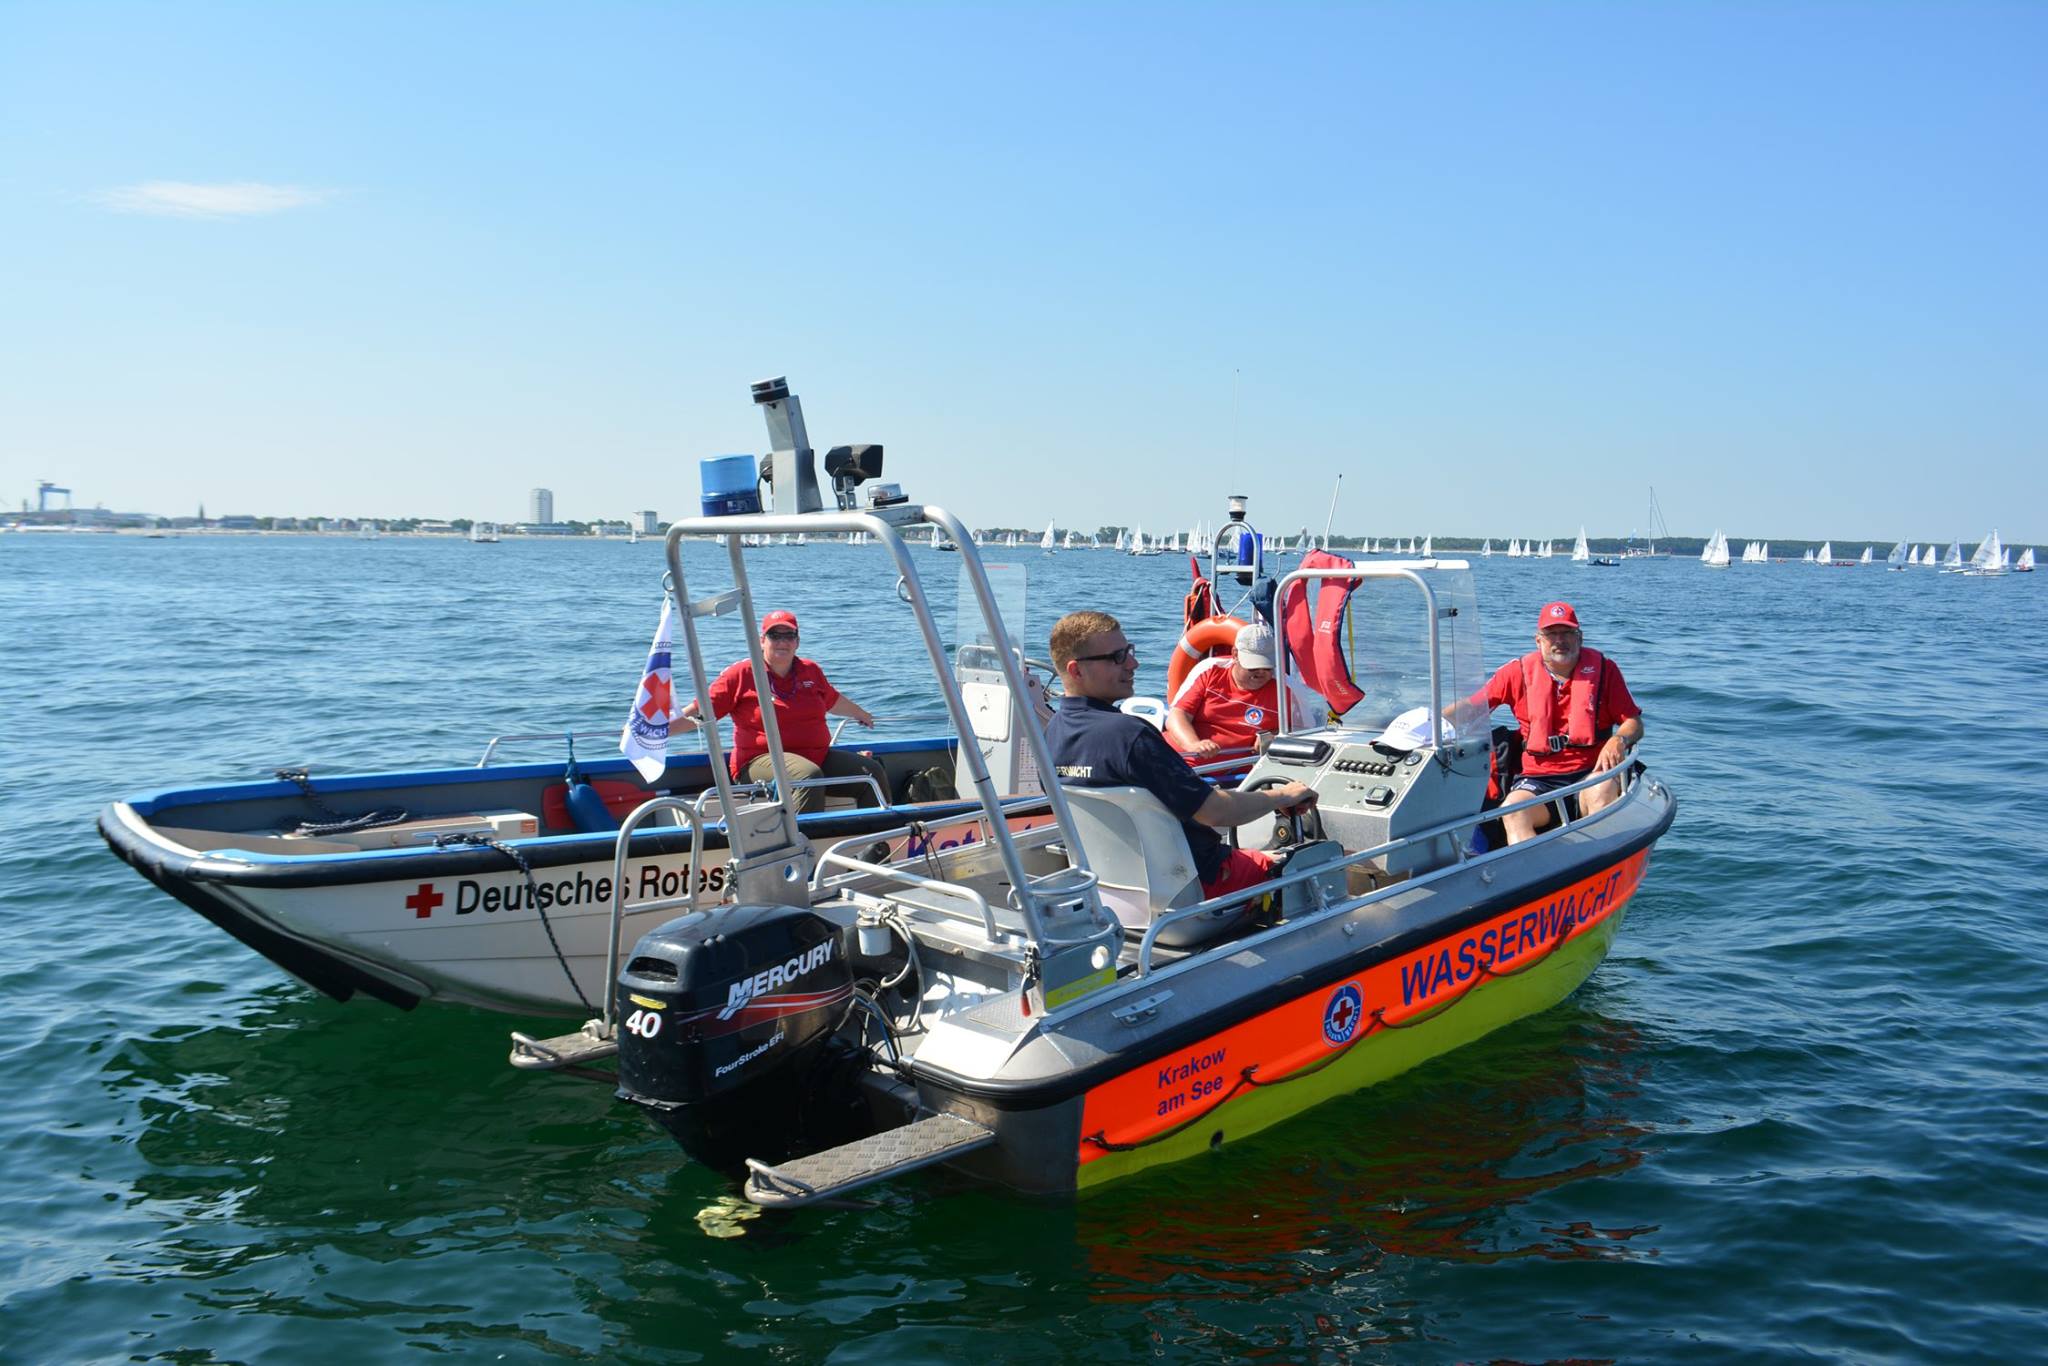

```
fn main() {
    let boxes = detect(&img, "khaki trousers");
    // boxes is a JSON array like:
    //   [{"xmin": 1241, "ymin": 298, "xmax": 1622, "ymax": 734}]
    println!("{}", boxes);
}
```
[{"xmin": 744, "ymin": 749, "xmax": 891, "ymax": 813}]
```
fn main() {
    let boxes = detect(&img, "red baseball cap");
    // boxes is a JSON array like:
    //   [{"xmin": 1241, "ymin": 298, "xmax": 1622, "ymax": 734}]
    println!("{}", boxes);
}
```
[
  {"xmin": 762, "ymin": 609, "xmax": 799, "ymax": 634},
  {"xmin": 1536, "ymin": 601, "xmax": 1581, "ymax": 632}
]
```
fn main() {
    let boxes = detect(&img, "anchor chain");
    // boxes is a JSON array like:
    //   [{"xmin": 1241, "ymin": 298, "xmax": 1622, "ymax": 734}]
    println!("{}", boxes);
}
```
[
  {"xmin": 274, "ymin": 768, "xmax": 408, "ymax": 836},
  {"xmin": 433, "ymin": 832, "xmax": 595, "ymax": 1015}
]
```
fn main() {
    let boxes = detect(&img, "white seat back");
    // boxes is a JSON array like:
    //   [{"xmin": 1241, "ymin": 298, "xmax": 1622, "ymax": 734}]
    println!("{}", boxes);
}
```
[
  {"xmin": 1060, "ymin": 786, "xmax": 1202, "ymax": 928},
  {"xmin": 1061, "ymin": 785, "xmax": 1263, "ymax": 950}
]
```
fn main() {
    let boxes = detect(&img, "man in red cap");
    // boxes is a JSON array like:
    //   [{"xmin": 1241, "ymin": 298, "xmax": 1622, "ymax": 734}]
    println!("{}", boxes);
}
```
[
  {"xmin": 676, "ymin": 609, "xmax": 888, "ymax": 811},
  {"xmin": 1475, "ymin": 601, "xmax": 1643, "ymax": 843}
]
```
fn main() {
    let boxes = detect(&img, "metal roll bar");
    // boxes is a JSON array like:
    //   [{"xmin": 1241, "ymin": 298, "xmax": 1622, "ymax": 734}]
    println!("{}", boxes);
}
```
[
  {"xmin": 476, "ymin": 729, "xmax": 705, "ymax": 768},
  {"xmin": 663, "ymin": 505, "xmax": 1113, "ymax": 950},
  {"xmin": 1271, "ymin": 563, "xmax": 1456, "ymax": 740},
  {"xmin": 599, "ymin": 796, "xmax": 711, "ymax": 1027}
]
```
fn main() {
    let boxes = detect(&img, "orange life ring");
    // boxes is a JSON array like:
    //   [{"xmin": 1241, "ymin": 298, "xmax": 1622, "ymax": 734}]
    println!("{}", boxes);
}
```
[{"xmin": 1167, "ymin": 615, "xmax": 1247, "ymax": 701}]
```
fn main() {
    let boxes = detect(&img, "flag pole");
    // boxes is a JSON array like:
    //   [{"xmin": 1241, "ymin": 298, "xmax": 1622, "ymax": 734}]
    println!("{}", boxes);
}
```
[{"xmin": 1322, "ymin": 474, "xmax": 1343, "ymax": 547}]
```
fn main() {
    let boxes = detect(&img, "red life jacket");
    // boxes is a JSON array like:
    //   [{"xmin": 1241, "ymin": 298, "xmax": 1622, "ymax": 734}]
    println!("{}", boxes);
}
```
[
  {"xmin": 1521, "ymin": 647, "xmax": 1606, "ymax": 755},
  {"xmin": 1281, "ymin": 549, "xmax": 1364, "ymax": 717}
]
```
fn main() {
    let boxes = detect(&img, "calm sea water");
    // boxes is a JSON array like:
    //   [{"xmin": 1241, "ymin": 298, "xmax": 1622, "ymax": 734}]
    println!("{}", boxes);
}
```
[{"xmin": 3, "ymin": 532, "xmax": 2044, "ymax": 1363}]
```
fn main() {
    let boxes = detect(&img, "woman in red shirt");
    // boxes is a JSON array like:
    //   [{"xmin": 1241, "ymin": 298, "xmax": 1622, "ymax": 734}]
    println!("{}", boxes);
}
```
[{"xmin": 677, "ymin": 609, "xmax": 889, "ymax": 812}]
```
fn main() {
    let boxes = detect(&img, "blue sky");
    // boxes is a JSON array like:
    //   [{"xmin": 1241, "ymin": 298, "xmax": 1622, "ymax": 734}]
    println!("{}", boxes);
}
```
[{"xmin": 3, "ymin": 2, "xmax": 2042, "ymax": 542}]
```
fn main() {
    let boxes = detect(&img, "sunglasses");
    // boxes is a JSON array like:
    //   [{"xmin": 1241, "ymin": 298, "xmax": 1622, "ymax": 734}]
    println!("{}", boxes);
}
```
[
  {"xmin": 765, "ymin": 629, "xmax": 799, "ymax": 641},
  {"xmin": 1075, "ymin": 644, "xmax": 1137, "ymax": 666}
]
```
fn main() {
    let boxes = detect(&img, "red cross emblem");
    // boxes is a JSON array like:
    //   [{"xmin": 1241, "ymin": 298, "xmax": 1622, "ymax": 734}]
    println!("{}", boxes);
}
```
[
  {"xmin": 638, "ymin": 672, "xmax": 672, "ymax": 723},
  {"xmin": 405, "ymin": 883, "xmax": 444, "ymax": 919},
  {"xmin": 1329, "ymin": 994, "xmax": 1357, "ymax": 1033}
]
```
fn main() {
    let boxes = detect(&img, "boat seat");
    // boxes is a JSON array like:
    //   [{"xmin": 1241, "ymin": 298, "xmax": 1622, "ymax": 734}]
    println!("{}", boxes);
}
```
[{"xmin": 1058, "ymin": 785, "xmax": 1253, "ymax": 949}]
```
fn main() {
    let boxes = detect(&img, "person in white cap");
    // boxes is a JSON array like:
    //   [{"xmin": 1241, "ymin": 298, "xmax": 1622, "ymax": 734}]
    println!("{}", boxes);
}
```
[{"xmin": 1164, "ymin": 622, "xmax": 1313, "ymax": 760}]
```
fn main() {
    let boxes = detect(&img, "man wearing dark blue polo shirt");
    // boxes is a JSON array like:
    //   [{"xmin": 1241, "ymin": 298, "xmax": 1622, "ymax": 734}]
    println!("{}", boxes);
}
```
[{"xmin": 1044, "ymin": 610, "xmax": 1317, "ymax": 899}]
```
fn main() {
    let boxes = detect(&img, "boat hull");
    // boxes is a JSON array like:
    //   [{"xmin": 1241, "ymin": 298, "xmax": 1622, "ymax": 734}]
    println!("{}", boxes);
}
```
[
  {"xmin": 899, "ymin": 776, "xmax": 1674, "ymax": 1197},
  {"xmin": 99, "ymin": 742, "xmax": 1052, "ymax": 1014}
]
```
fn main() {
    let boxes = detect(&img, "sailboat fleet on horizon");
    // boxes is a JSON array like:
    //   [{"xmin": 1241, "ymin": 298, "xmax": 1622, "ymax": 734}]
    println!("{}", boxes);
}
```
[{"xmin": 636, "ymin": 513, "xmax": 2035, "ymax": 578}]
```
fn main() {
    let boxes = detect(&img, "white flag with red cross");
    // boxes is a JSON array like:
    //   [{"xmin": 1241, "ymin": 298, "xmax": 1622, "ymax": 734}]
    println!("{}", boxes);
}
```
[{"xmin": 620, "ymin": 595, "xmax": 682, "ymax": 782}]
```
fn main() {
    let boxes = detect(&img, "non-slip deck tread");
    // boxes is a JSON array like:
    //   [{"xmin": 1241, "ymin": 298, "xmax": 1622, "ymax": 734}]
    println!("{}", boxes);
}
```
[
  {"xmin": 508, "ymin": 1027, "xmax": 618, "ymax": 1070},
  {"xmin": 746, "ymin": 1113, "xmax": 994, "ymax": 1207}
]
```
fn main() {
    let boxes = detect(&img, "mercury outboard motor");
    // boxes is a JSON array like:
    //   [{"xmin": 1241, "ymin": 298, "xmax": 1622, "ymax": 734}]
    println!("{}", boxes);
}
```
[{"xmin": 614, "ymin": 903, "xmax": 857, "ymax": 1168}]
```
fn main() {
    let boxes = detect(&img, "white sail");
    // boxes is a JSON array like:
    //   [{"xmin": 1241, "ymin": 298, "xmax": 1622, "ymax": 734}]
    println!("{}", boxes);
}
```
[
  {"xmin": 1859, "ymin": 546, "xmax": 1872, "ymax": 565},
  {"xmin": 1572, "ymin": 527, "xmax": 1590, "ymax": 562},
  {"xmin": 2018, "ymin": 547, "xmax": 2036, "ymax": 572},
  {"xmin": 1817, "ymin": 541, "xmax": 1833, "ymax": 564},
  {"xmin": 1482, "ymin": 538, "xmax": 1493, "ymax": 557},
  {"xmin": 1969, "ymin": 529, "xmax": 2003, "ymax": 572},
  {"xmin": 1422, "ymin": 535, "xmax": 1434, "ymax": 557},
  {"xmin": 1885, "ymin": 542, "xmax": 1907, "ymax": 568},
  {"xmin": 1942, "ymin": 539, "xmax": 1964, "ymax": 570},
  {"xmin": 1702, "ymin": 530, "xmax": 1730, "ymax": 568},
  {"xmin": 1040, "ymin": 519, "xmax": 1056, "ymax": 552}
]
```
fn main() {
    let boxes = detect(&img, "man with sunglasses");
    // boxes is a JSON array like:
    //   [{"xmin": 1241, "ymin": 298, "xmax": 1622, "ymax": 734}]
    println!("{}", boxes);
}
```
[
  {"xmin": 1476, "ymin": 601, "xmax": 1643, "ymax": 843},
  {"xmin": 1045, "ymin": 610, "xmax": 1317, "ymax": 900},
  {"xmin": 676, "ymin": 609, "xmax": 888, "ymax": 812}
]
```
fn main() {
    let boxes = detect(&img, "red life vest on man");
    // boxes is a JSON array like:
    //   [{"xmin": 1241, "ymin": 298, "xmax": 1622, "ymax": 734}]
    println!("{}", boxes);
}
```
[
  {"xmin": 1520, "ymin": 646, "xmax": 1606, "ymax": 755},
  {"xmin": 1280, "ymin": 549, "xmax": 1365, "ymax": 717}
]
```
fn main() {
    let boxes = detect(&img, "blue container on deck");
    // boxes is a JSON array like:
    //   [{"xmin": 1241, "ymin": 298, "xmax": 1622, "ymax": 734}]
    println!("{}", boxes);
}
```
[{"xmin": 699, "ymin": 455, "xmax": 762, "ymax": 517}]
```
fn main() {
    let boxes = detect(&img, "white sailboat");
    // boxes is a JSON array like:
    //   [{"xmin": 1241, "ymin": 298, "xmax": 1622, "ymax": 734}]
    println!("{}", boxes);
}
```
[
  {"xmin": 1572, "ymin": 527, "xmax": 1591, "ymax": 563},
  {"xmin": 1421, "ymin": 535, "xmax": 1434, "ymax": 558},
  {"xmin": 1885, "ymin": 542, "xmax": 1908, "ymax": 570},
  {"xmin": 2017, "ymin": 548, "xmax": 2036, "ymax": 573},
  {"xmin": 1482, "ymin": 539, "xmax": 1493, "ymax": 557},
  {"xmin": 1966, "ymin": 529, "xmax": 2006, "ymax": 576},
  {"xmin": 1941, "ymin": 539, "xmax": 1964, "ymax": 572},
  {"xmin": 1537, "ymin": 539, "xmax": 1554, "ymax": 559},
  {"xmin": 1858, "ymin": 546, "xmax": 1873, "ymax": 565},
  {"xmin": 470, "ymin": 521, "xmax": 499, "ymax": 544},
  {"xmin": 1816, "ymin": 540, "xmax": 1834, "ymax": 565},
  {"xmin": 1921, "ymin": 544, "xmax": 1937, "ymax": 567},
  {"xmin": 1040, "ymin": 519, "xmax": 1057, "ymax": 553},
  {"xmin": 1701, "ymin": 530, "xmax": 1731, "ymax": 568}
]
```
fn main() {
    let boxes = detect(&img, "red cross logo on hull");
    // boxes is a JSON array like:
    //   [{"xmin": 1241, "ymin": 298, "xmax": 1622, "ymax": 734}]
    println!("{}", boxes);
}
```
[{"xmin": 405, "ymin": 883, "xmax": 444, "ymax": 919}]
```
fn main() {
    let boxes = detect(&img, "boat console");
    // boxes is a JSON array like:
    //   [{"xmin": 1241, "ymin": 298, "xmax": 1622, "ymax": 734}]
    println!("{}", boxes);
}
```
[{"xmin": 1239, "ymin": 728, "xmax": 1487, "ymax": 874}]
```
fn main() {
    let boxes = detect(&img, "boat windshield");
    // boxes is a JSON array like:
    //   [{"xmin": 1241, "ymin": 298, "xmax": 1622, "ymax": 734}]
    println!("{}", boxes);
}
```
[
  {"xmin": 953, "ymin": 559, "xmax": 1028, "ymax": 664},
  {"xmin": 1340, "ymin": 566, "xmax": 1486, "ymax": 740}
]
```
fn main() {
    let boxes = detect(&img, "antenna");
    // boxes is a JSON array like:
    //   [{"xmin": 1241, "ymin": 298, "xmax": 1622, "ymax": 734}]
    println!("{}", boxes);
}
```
[{"xmin": 1229, "ymin": 368, "xmax": 1241, "ymax": 483}]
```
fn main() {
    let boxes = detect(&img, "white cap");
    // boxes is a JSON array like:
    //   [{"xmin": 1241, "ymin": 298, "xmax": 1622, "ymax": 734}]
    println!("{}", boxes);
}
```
[
  {"xmin": 1234, "ymin": 623, "xmax": 1276, "ymax": 670},
  {"xmin": 1374, "ymin": 705, "xmax": 1447, "ymax": 752}
]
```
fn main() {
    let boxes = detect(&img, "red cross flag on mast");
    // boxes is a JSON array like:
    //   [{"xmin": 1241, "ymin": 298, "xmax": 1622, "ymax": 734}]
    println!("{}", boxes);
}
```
[{"xmin": 620, "ymin": 594, "xmax": 681, "ymax": 781}]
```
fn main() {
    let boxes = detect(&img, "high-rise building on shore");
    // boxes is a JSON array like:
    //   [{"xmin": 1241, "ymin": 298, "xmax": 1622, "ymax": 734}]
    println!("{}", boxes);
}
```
[
  {"xmin": 530, "ymin": 488, "xmax": 554, "ymax": 524},
  {"xmin": 636, "ymin": 510, "xmax": 659, "ymax": 535}
]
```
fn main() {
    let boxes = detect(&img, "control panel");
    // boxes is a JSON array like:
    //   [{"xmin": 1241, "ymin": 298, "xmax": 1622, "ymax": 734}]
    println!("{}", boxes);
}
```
[{"xmin": 1239, "ymin": 726, "xmax": 1487, "ymax": 874}]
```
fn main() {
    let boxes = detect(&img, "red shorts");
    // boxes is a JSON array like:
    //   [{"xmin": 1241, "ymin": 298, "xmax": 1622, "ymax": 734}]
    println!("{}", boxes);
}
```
[{"xmin": 1201, "ymin": 846, "xmax": 1275, "ymax": 899}]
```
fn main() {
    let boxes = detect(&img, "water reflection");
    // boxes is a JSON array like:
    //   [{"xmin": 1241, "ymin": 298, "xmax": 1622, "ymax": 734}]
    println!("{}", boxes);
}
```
[{"xmin": 1069, "ymin": 1005, "xmax": 1657, "ymax": 1358}]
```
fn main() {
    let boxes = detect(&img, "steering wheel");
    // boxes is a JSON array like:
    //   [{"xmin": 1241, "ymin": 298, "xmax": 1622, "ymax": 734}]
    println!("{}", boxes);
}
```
[{"xmin": 1238, "ymin": 775, "xmax": 1323, "ymax": 848}]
